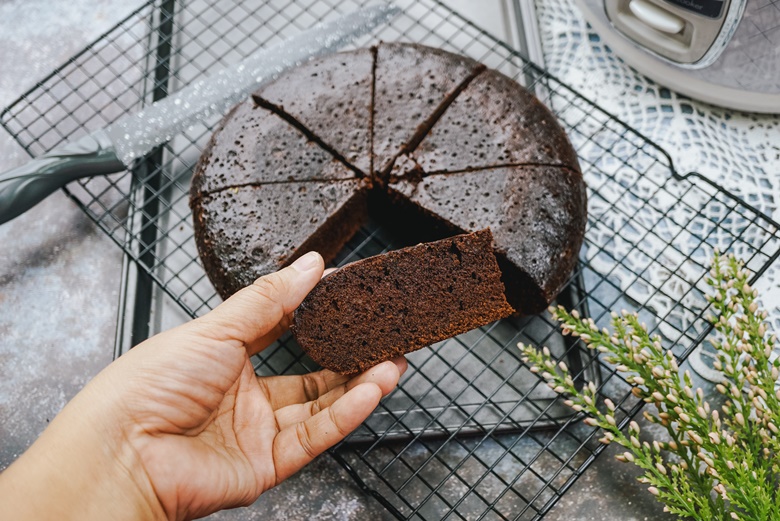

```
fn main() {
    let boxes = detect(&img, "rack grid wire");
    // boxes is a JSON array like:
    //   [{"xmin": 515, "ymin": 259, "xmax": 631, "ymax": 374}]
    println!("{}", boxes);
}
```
[{"xmin": 3, "ymin": 1, "xmax": 780, "ymax": 520}]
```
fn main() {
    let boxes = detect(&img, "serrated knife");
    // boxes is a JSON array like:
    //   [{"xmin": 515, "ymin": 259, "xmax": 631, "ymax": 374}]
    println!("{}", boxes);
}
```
[{"xmin": 0, "ymin": 4, "xmax": 398, "ymax": 224}]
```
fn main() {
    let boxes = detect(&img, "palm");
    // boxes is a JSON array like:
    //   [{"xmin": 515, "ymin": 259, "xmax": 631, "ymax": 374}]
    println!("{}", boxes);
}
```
[{"xmin": 116, "ymin": 328, "xmax": 400, "ymax": 521}]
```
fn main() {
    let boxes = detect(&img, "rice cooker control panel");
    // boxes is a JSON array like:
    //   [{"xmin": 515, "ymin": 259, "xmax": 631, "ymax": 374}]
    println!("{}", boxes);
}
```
[{"xmin": 605, "ymin": 0, "xmax": 730, "ymax": 64}]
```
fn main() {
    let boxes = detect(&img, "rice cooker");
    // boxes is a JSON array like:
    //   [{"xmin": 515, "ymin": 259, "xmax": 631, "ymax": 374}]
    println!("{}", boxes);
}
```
[{"xmin": 572, "ymin": 0, "xmax": 780, "ymax": 113}]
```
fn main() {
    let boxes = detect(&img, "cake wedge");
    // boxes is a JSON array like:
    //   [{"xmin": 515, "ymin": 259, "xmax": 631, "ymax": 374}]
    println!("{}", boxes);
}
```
[{"xmin": 291, "ymin": 229, "xmax": 514, "ymax": 374}]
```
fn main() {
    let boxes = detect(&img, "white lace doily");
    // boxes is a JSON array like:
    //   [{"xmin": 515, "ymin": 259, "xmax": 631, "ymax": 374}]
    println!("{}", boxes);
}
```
[{"xmin": 535, "ymin": 0, "xmax": 780, "ymax": 373}]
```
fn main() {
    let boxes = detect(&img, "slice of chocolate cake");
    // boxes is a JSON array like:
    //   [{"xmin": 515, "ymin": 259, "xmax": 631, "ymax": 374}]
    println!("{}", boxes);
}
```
[
  {"xmin": 191, "ymin": 99, "xmax": 358, "ymax": 198},
  {"xmin": 387, "ymin": 165, "xmax": 587, "ymax": 315},
  {"xmin": 372, "ymin": 42, "xmax": 484, "ymax": 177},
  {"xmin": 292, "ymin": 229, "xmax": 515, "ymax": 374},
  {"xmin": 400, "ymin": 69, "xmax": 581, "ymax": 175},
  {"xmin": 192, "ymin": 179, "xmax": 368, "ymax": 299},
  {"xmin": 252, "ymin": 48, "xmax": 374, "ymax": 173}
]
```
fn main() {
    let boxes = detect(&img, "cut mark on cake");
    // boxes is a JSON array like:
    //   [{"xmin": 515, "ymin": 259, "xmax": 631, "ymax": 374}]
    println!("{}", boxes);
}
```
[
  {"xmin": 189, "ymin": 177, "xmax": 363, "ymax": 203},
  {"xmin": 422, "ymin": 162, "xmax": 583, "ymax": 178},
  {"xmin": 378, "ymin": 64, "xmax": 487, "ymax": 180},
  {"xmin": 388, "ymin": 159, "xmax": 582, "ymax": 185},
  {"xmin": 369, "ymin": 45, "xmax": 378, "ymax": 180},
  {"xmin": 252, "ymin": 94, "xmax": 368, "ymax": 179}
]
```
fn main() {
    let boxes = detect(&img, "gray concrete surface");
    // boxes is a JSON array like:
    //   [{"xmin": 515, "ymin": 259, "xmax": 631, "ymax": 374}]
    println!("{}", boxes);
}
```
[
  {"xmin": 0, "ymin": 0, "xmax": 133, "ymax": 469},
  {"xmin": 0, "ymin": 1, "xmax": 674, "ymax": 519}
]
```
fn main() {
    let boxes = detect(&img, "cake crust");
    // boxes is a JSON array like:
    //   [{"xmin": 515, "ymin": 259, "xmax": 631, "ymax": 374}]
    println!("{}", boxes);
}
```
[{"xmin": 192, "ymin": 179, "xmax": 368, "ymax": 299}]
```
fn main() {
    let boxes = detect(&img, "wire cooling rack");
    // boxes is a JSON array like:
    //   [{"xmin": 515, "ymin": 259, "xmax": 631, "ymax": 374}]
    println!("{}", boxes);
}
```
[{"xmin": 3, "ymin": 1, "xmax": 780, "ymax": 519}]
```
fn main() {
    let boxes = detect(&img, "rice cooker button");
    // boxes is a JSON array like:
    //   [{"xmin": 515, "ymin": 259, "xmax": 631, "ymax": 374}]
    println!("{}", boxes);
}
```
[{"xmin": 628, "ymin": 0, "xmax": 685, "ymax": 34}]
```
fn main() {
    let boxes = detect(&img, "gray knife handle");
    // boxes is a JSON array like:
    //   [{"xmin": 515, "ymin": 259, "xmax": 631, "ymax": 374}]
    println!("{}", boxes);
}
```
[{"xmin": 0, "ymin": 130, "xmax": 125, "ymax": 224}]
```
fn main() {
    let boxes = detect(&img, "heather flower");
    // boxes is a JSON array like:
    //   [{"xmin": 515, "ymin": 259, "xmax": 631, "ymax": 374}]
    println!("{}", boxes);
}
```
[{"xmin": 519, "ymin": 253, "xmax": 780, "ymax": 520}]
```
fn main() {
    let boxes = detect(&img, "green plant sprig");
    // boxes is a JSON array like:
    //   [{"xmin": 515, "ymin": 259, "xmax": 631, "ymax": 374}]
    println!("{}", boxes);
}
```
[{"xmin": 520, "ymin": 252, "xmax": 780, "ymax": 521}]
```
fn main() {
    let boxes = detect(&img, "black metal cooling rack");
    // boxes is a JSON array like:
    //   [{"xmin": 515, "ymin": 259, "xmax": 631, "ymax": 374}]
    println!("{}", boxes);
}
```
[{"xmin": 3, "ymin": 1, "xmax": 780, "ymax": 520}]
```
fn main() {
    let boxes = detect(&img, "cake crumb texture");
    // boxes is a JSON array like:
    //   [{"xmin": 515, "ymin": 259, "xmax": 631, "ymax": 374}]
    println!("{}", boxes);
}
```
[{"xmin": 292, "ymin": 229, "xmax": 515, "ymax": 374}]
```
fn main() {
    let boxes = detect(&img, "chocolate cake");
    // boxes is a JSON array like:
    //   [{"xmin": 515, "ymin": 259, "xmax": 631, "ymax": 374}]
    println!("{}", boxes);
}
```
[
  {"xmin": 252, "ymin": 48, "xmax": 373, "ymax": 173},
  {"xmin": 190, "ymin": 99, "xmax": 358, "ymax": 199},
  {"xmin": 190, "ymin": 42, "xmax": 587, "ymax": 318},
  {"xmin": 388, "ymin": 165, "xmax": 586, "ymax": 314},
  {"xmin": 372, "ymin": 43, "xmax": 484, "ymax": 176},
  {"xmin": 192, "ymin": 179, "xmax": 368, "ymax": 298},
  {"xmin": 393, "ymin": 69, "xmax": 581, "ymax": 175},
  {"xmin": 292, "ymin": 230, "xmax": 514, "ymax": 374}
]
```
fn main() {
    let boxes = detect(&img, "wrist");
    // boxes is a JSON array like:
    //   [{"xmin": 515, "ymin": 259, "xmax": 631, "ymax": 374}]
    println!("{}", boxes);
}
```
[{"xmin": 0, "ymin": 374, "xmax": 166, "ymax": 521}]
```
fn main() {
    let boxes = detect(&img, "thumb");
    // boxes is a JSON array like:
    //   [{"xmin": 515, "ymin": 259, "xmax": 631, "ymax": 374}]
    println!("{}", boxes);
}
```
[{"xmin": 192, "ymin": 251, "xmax": 324, "ymax": 355}]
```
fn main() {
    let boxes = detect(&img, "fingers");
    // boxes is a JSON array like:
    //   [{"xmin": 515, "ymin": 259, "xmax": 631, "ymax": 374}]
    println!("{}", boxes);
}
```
[
  {"xmin": 191, "ymin": 252, "xmax": 324, "ymax": 355},
  {"xmin": 244, "ymin": 266, "xmax": 333, "ymax": 351},
  {"xmin": 258, "ymin": 357, "xmax": 406, "ymax": 411},
  {"xmin": 273, "ymin": 382, "xmax": 382, "ymax": 484},
  {"xmin": 259, "ymin": 369, "xmax": 351, "ymax": 411},
  {"xmin": 272, "ymin": 359, "xmax": 404, "ymax": 430}
]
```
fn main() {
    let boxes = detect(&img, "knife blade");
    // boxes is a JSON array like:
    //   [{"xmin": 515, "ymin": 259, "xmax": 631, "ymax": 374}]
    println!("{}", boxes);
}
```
[{"xmin": 0, "ymin": 4, "xmax": 398, "ymax": 224}]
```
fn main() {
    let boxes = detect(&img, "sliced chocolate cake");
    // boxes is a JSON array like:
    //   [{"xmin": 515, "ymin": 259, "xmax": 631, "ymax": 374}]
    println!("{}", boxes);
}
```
[
  {"xmin": 292, "ymin": 230, "xmax": 514, "ymax": 374},
  {"xmin": 372, "ymin": 43, "xmax": 484, "ymax": 177},
  {"xmin": 192, "ymin": 179, "xmax": 368, "ymax": 299},
  {"xmin": 387, "ymin": 166, "xmax": 587, "ymax": 314},
  {"xmin": 252, "ymin": 48, "xmax": 374, "ymax": 173},
  {"xmin": 190, "ymin": 42, "xmax": 587, "ymax": 321},
  {"xmin": 190, "ymin": 99, "xmax": 358, "ymax": 199}
]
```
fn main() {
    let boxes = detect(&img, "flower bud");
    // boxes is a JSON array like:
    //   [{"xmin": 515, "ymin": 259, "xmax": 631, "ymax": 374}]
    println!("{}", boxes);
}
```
[{"xmin": 688, "ymin": 431, "xmax": 704, "ymax": 445}]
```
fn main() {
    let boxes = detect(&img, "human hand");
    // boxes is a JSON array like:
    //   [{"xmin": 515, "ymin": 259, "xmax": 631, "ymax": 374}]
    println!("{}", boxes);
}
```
[{"xmin": 0, "ymin": 252, "xmax": 405, "ymax": 521}]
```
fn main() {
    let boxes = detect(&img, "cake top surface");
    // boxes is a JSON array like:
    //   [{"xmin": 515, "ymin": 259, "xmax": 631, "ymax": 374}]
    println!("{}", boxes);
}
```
[
  {"xmin": 191, "ymin": 99, "xmax": 358, "ymax": 199},
  {"xmin": 407, "ymin": 69, "xmax": 581, "ymax": 175},
  {"xmin": 190, "ymin": 42, "xmax": 587, "ymax": 313},
  {"xmin": 253, "ymin": 47, "xmax": 374, "ymax": 173},
  {"xmin": 192, "ymin": 178, "xmax": 364, "ymax": 297}
]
